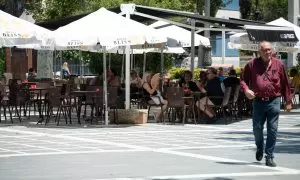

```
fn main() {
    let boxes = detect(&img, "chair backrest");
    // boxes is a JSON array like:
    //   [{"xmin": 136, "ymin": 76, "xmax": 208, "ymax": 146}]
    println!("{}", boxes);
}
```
[
  {"xmin": 3, "ymin": 73, "xmax": 12, "ymax": 85},
  {"xmin": 36, "ymin": 82, "xmax": 52, "ymax": 96},
  {"xmin": 61, "ymin": 83, "xmax": 72, "ymax": 96},
  {"xmin": 0, "ymin": 84, "xmax": 5, "ymax": 101},
  {"xmin": 222, "ymin": 87, "xmax": 232, "ymax": 106},
  {"xmin": 8, "ymin": 80, "xmax": 20, "ymax": 105},
  {"xmin": 232, "ymin": 85, "xmax": 240, "ymax": 103},
  {"xmin": 85, "ymin": 86, "xmax": 103, "ymax": 104},
  {"xmin": 166, "ymin": 87, "xmax": 184, "ymax": 108},
  {"xmin": 107, "ymin": 87, "xmax": 118, "ymax": 107},
  {"xmin": 47, "ymin": 88, "xmax": 62, "ymax": 107}
]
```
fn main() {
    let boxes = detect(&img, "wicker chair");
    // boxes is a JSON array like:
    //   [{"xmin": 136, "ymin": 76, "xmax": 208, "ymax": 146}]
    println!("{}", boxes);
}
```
[
  {"xmin": 230, "ymin": 85, "xmax": 241, "ymax": 121},
  {"xmin": 204, "ymin": 87, "xmax": 232, "ymax": 124},
  {"xmin": 166, "ymin": 87, "xmax": 195, "ymax": 124},
  {"xmin": 46, "ymin": 87, "xmax": 76, "ymax": 125}
]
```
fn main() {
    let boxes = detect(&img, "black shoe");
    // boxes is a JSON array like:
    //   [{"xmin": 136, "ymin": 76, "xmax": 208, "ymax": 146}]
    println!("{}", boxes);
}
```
[
  {"xmin": 266, "ymin": 157, "xmax": 277, "ymax": 167},
  {"xmin": 256, "ymin": 149, "xmax": 263, "ymax": 161}
]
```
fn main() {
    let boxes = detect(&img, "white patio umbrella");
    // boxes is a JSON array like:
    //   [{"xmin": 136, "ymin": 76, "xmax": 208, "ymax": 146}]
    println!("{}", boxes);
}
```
[
  {"xmin": 53, "ymin": 8, "xmax": 166, "ymax": 51},
  {"xmin": 149, "ymin": 21, "xmax": 211, "ymax": 47},
  {"xmin": 228, "ymin": 32, "xmax": 299, "ymax": 52},
  {"xmin": 53, "ymin": 7, "xmax": 167, "ymax": 125},
  {"xmin": 228, "ymin": 17, "xmax": 300, "ymax": 52},
  {"xmin": 0, "ymin": 10, "xmax": 53, "ymax": 48},
  {"xmin": 147, "ymin": 21, "xmax": 210, "ymax": 78}
]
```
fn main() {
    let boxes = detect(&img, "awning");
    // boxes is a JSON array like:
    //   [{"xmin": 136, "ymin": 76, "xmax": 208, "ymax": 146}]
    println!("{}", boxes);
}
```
[{"xmin": 245, "ymin": 25, "xmax": 299, "ymax": 42}]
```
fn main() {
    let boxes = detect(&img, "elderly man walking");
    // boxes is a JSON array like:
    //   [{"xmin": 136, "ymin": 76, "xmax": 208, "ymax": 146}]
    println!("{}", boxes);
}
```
[{"xmin": 240, "ymin": 41, "xmax": 292, "ymax": 167}]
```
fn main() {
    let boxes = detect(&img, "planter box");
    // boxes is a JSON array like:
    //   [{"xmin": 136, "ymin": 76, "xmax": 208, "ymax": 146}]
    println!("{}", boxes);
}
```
[{"xmin": 109, "ymin": 109, "xmax": 148, "ymax": 124}]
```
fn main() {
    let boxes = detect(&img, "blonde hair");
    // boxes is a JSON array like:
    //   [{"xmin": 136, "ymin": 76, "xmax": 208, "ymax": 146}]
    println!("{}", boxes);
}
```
[
  {"xmin": 150, "ymin": 73, "xmax": 160, "ymax": 89},
  {"xmin": 63, "ymin": 62, "xmax": 69, "ymax": 70},
  {"xmin": 142, "ymin": 72, "xmax": 152, "ymax": 84}
]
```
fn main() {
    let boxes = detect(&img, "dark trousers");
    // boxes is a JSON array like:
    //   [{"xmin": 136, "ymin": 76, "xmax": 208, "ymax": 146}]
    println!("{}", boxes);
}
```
[{"xmin": 252, "ymin": 97, "xmax": 280, "ymax": 158}]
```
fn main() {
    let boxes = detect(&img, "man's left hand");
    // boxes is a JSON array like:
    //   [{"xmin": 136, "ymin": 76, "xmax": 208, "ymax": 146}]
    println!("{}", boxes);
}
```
[{"xmin": 285, "ymin": 103, "xmax": 292, "ymax": 112}]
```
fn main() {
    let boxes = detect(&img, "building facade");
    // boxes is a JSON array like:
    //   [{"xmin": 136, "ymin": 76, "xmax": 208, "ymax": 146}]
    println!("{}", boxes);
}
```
[{"xmin": 211, "ymin": 0, "xmax": 240, "ymax": 67}]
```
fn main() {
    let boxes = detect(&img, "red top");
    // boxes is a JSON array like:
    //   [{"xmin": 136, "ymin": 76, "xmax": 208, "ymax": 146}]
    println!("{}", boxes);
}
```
[{"xmin": 240, "ymin": 57, "xmax": 292, "ymax": 104}]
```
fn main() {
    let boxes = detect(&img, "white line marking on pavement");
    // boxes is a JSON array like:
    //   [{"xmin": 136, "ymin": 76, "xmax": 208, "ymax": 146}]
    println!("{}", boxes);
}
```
[
  {"xmin": 162, "ymin": 144, "xmax": 255, "ymax": 150},
  {"xmin": 0, "ymin": 149, "xmax": 145, "ymax": 158},
  {"xmin": 12, "ymin": 136, "xmax": 100, "ymax": 150},
  {"xmin": 0, "ymin": 147, "xmax": 24, "ymax": 154},
  {"xmin": 1, "ymin": 127, "xmax": 300, "ymax": 175},
  {"xmin": 0, "ymin": 140, "xmax": 66, "ymax": 152},
  {"xmin": 154, "ymin": 149, "xmax": 300, "ymax": 174},
  {"xmin": 0, "ymin": 128, "xmax": 151, "ymax": 150},
  {"xmin": 93, "ymin": 171, "xmax": 300, "ymax": 180}
]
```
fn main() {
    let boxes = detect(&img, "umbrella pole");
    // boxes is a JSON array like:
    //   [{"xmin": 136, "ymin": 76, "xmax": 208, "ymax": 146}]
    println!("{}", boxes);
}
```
[
  {"xmin": 125, "ymin": 13, "xmax": 131, "ymax": 109},
  {"xmin": 221, "ymin": 30, "xmax": 226, "ymax": 64},
  {"xmin": 143, "ymin": 52, "xmax": 147, "ymax": 75},
  {"xmin": 103, "ymin": 47, "xmax": 108, "ymax": 125},
  {"xmin": 79, "ymin": 50, "xmax": 83, "ymax": 80},
  {"xmin": 125, "ymin": 45, "xmax": 131, "ymax": 109},
  {"xmin": 121, "ymin": 49, "xmax": 125, "ymax": 83},
  {"xmin": 108, "ymin": 53, "xmax": 111, "ymax": 69},
  {"xmin": 190, "ymin": 19, "xmax": 195, "ymax": 81},
  {"xmin": 160, "ymin": 47, "xmax": 164, "ymax": 92},
  {"xmin": 60, "ymin": 51, "xmax": 63, "ymax": 80},
  {"xmin": 53, "ymin": 50, "xmax": 56, "ymax": 79},
  {"xmin": 130, "ymin": 49, "xmax": 133, "ymax": 70}
]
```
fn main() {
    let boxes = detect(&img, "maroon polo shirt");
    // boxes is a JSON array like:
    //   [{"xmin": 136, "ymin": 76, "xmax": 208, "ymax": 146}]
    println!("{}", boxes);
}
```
[{"xmin": 240, "ymin": 57, "xmax": 292, "ymax": 104}]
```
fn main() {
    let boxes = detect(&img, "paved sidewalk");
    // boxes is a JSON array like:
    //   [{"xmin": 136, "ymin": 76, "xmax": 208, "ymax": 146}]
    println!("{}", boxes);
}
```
[{"xmin": 0, "ymin": 111, "xmax": 299, "ymax": 180}]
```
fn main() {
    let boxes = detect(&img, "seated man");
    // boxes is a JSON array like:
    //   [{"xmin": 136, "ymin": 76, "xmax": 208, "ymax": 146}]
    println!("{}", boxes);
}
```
[
  {"xmin": 196, "ymin": 67, "xmax": 224, "ymax": 122},
  {"xmin": 218, "ymin": 67, "xmax": 225, "ymax": 81},
  {"xmin": 223, "ymin": 69, "xmax": 240, "ymax": 88}
]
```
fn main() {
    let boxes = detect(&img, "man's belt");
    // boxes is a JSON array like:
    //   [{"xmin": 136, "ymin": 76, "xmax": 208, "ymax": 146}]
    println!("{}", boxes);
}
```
[{"xmin": 255, "ymin": 96, "xmax": 280, "ymax": 101}]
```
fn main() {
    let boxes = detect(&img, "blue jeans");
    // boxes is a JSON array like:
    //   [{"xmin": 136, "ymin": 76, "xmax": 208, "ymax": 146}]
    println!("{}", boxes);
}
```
[{"xmin": 252, "ymin": 97, "xmax": 280, "ymax": 158}]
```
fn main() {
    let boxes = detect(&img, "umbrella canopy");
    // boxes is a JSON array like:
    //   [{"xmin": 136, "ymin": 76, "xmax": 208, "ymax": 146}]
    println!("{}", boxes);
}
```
[
  {"xmin": 110, "ymin": 46, "xmax": 186, "ymax": 54},
  {"xmin": 53, "ymin": 7, "xmax": 167, "ymax": 50},
  {"xmin": 228, "ymin": 17, "xmax": 300, "ymax": 52},
  {"xmin": 228, "ymin": 32, "xmax": 299, "ymax": 52},
  {"xmin": 149, "ymin": 21, "xmax": 211, "ymax": 47},
  {"xmin": 0, "ymin": 10, "xmax": 53, "ymax": 48},
  {"xmin": 268, "ymin": 17, "xmax": 300, "ymax": 40}
]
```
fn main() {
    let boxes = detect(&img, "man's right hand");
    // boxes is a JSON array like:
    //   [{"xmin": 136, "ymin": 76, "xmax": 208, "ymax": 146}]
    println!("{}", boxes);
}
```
[{"xmin": 245, "ymin": 89, "xmax": 256, "ymax": 100}]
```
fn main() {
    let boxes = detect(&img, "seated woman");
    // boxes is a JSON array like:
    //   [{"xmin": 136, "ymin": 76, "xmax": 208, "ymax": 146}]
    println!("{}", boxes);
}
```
[
  {"xmin": 130, "ymin": 70, "xmax": 142, "ymax": 88},
  {"xmin": 178, "ymin": 70, "xmax": 201, "ymax": 92},
  {"xmin": 196, "ymin": 67, "xmax": 224, "ymax": 122},
  {"xmin": 107, "ymin": 68, "xmax": 120, "ymax": 88},
  {"xmin": 142, "ymin": 72, "xmax": 168, "ymax": 121},
  {"xmin": 27, "ymin": 68, "xmax": 37, "ymax": 82},
  {"xmin": 290, "ymin": 68, "xmax": 300, "ymax": 102},
  {"xmin": 196, "ymin": 71, "xmax": 208, "ymax": 92},
  {"xmin": 62, "ymin": 62, "xmax": 71, "ymax": 79}
]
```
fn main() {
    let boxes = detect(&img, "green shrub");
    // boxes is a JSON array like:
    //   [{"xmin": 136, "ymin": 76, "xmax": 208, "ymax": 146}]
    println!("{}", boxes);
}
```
[
  {"xmin": 234, "ymin": 67, "xmax": 242, "ymax": 76},
  {"xmin": 168, "ymin": 67, "xmax": 202, "ymax": 80}
]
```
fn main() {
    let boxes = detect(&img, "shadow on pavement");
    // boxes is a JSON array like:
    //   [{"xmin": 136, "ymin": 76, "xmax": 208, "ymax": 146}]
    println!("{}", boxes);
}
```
[
  {"xmin": 0, "ymin": 116, "xmax": 139, "ymax": 129},
  {"xmin": 216, "ymin": 161, "xmax": 262, "ymax": 166},
  {"xmin": 215, "ymin": 130, "xmax": 300, "ymax": 154},
  {"xmin": 152, "ymin": 179, "xmax": 233, "ymax": 180},
  {"xmin": 279, "ymin": 111, "xmax": 300, "ymax": 115},
  {"xmin": 203, "ymin": 178, "xmax": 233, "ymax": 180}
]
